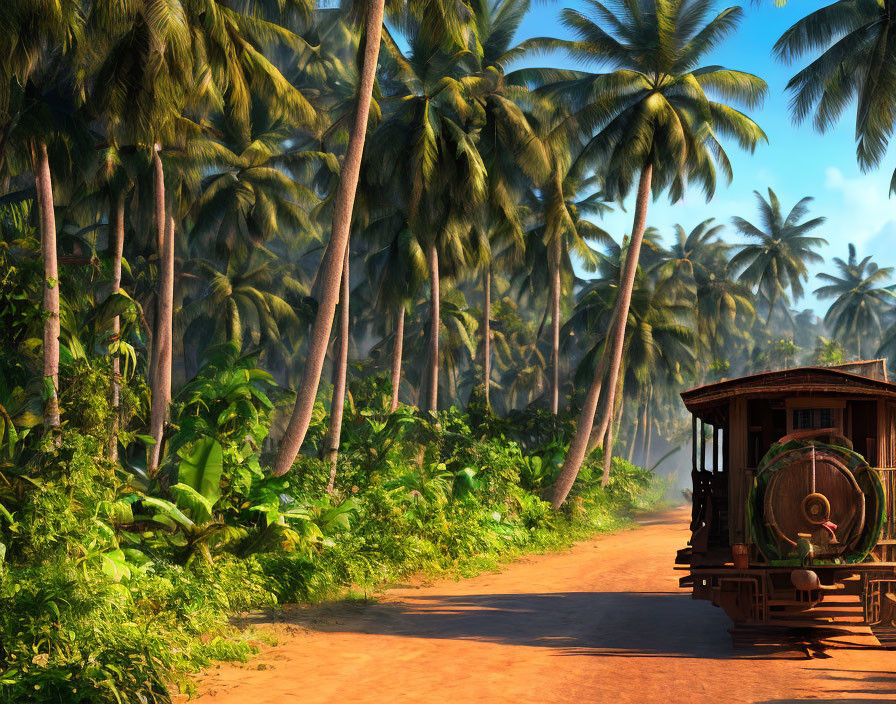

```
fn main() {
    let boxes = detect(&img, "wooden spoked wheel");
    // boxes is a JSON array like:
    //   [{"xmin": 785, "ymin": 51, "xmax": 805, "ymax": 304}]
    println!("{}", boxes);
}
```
[{"xmin": 763, "ymin": 445, "xmax": 865, "ymax": 558}]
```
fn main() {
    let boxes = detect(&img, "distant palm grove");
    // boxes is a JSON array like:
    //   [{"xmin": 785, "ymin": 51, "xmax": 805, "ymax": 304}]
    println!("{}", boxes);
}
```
[{"xmin": 3, "ymin": 0, "xmax": 896, "ymax": 701}]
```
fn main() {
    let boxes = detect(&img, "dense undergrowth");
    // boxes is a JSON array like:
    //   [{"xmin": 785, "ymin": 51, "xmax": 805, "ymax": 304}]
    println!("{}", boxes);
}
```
[{"xmin": 0, "ymin": 347, "xmax": 664, "ymax": 704}]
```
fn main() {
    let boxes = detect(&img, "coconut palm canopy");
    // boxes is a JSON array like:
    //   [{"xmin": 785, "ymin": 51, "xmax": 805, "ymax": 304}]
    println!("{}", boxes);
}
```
[
  {"xmin": 2, "ymin": 0, "xmax": 896, "ymax": 487},
  {"xmin": 6, "ymin": 1, "xmax": 896, "ymax": 695},
  {"xmin": 729, "ymin": 188, "xmax": 827, "ymax": 324}
]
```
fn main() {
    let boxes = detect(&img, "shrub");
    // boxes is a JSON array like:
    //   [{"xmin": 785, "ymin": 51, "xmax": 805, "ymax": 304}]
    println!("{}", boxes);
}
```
[{"xmin": 0, "ymin": 364, "xmax": 665, "ymax": 703}]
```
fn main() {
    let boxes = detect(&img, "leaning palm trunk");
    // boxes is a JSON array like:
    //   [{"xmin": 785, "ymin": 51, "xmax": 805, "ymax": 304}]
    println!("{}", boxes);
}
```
[
  {"xmin": 109, "ymin": 193, "xmax": 126, "ymax": 461},
  {"xmin": 427, "ymin": 241, "xmax": 440, "ymax": 413},
  {"xmin": 148, "ymin": 214, "xmax": 174, "ymax": 474},
  {"xmin": 483, "ymin": 267, "xmax": 491, "ymax": 407},
  {"xmin": 584, "ymin": 328, "xmax": 617, "ymax": 456},
  {"xmin": 325, "ymin": 246, "xmax": 350, "ymax": 493},
  {"xmin": 272, "ymin": 0, "xmax": 385, "ymax": 476},
  {"xmin": 601, "ymin": 369, "xmax": 626, "ymax": 484},
  {"xmin": 32, "ymin": 139, "xmax": 60, "ymax": 431},
  {"xmin": 551, "ymin": 163, "xmax": 653, "ymax": 508},
  {"xmin": 390, "ymin": 305, "xmax": 405, "ymax": 413}
]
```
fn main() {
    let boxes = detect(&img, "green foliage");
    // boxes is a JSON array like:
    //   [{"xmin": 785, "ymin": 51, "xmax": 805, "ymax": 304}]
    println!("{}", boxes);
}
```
[
  {"xmin": 1, "ymin": 415, "xmax": 663, "ymax": 702},
  {"xmin": 0, "ymin": 429, "xmax": 274, "ymax": 703},
  {"xmin": 813, "ymin": 337, "xmax": 845, "ymax": 367}
]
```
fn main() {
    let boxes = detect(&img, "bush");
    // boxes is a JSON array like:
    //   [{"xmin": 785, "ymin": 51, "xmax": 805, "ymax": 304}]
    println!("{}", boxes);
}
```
[{"xmin": 0, "ymin": 365, "xmax": 665, "ymax": 703}]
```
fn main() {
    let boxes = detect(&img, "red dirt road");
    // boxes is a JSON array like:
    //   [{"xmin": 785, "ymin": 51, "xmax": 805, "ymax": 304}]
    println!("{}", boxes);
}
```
[{"xmin": 194, "ymin": 507, "xmax": 896, "ymax": 703}]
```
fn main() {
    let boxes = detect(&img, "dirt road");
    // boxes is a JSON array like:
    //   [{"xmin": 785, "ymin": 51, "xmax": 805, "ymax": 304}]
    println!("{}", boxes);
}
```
[{"xmin": 195, "ymin": 507, "xmax": 896, "ymax": 703}]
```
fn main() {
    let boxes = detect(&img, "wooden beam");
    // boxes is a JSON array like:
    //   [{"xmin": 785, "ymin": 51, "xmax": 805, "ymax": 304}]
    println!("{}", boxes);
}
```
[{"xmin": 729, "ymin": 399, "xmax": 748, "ymax": 545}]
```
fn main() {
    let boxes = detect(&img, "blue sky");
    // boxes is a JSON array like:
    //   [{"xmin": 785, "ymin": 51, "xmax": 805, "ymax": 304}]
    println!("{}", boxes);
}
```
[{"xmin": 511, "ymin": 1, "xmax": 896, "ymax": 313}]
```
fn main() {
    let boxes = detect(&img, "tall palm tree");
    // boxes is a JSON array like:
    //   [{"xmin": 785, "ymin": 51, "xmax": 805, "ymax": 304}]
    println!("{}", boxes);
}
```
[
  {"xmin": 569, "ymin": 249, "xmax": 695, "ymax": 467},
  {"xmin": 363, "ymin": 13, "xmax": 488, "ymax": 413},
  {"xmin": 815, "ymin": 244, "xmax": 894, "ymax": 358},
  {"xmin": 661, "ymin": 219, "xmax": 754, "ymax": 370},
  {"xmin": 466, "ymin": 0, "xmax": 549, "ymax": 408},
  {"xmin": 85, "ymin": 0, "xmax": 315, "ymax": 473},
  {"xmin": 273, "ymin": 0, "xmax": 387, "ymax": 476},
  {"xmin": 272, "ymin": 0, "xmax": 476, "ymax": 474},
  {"xmin": 363, "ymin": 210, "xmax": 427, "ymax": 412},
  {"xmin": 531, "ymin": 157, "xmax": 609, "ymax": 415},
  {"xmin": 1, "ymin": 0, "xmax": 87, "ymax": 433},
  {"xmin": 774, "ymin": 0, "xmax": 896, "ymax": 192},
  {"xmin": 542, "ymin": 0, "xmax": 767, "ymax": 506},
  {"xmin": 729, "ymin": 188, "xmax": 827, "ymax": 325}
]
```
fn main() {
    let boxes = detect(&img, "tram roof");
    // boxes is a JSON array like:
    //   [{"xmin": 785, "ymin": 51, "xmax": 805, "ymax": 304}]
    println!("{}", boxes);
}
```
[{"xmin": 681, "ymin": 360, "xmax": 896, "ymax": 420}]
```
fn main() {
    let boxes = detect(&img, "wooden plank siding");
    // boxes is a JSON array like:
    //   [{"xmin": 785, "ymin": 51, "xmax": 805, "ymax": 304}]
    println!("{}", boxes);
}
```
[
  {"xmin": 682, "ymin": 366, "xmax": 896, "ymax": 559},
  {"xmin": 729, "ymin": 398, "xmax": 748, "ymax": 545},
  {"xmin": 874, "ymin": 402, "xmax": 896, "ymax": 561}
]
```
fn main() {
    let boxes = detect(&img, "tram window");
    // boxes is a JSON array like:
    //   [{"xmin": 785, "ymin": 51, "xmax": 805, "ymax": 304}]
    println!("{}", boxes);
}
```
[{"xmin": 792, "ymin": 408, "xmax": 833, "ymax": 430}]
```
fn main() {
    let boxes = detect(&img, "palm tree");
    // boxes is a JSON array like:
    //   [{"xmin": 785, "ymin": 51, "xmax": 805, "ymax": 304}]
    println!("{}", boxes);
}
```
[
  {"xmin": 467, "ymin": 0, "xmax": 549, "ymax": 408},
  {"xmin": 661, "ymin": 219, "xmax": 754, "ymax": 371},
  {"xmin": 178, "ymin": 256, "xmax": 302, "ymax": 359},
  {"xmin": 774, "ymin": 0, "xmax": 896, "ymax": 192},
  {"xmin": 815, "ymin": 244, "xmax": 894, "ymax": 359},
  {"xmin": 363, "ymin": 13, "xmax": 488, "ymax": 413},
  {"xmin": 533, "ymin": 160, "xmax": 609, "ymax": 415},
  {"xmin": 84, "ymin": 0, "xmax": 315, "ymax": 473},
  {"xmin": 569, "ymin": 248, "xmax": 695, "ymax": 469},
  {"xmin": 186, "ymin": 108, "xmax": 319, "ymax": 265},
  {"xmin": 729, "ymin": 188, "xmax": 827, "ymax": 325},
  {"xmin": 542, "ymin": 0, "xmax": 767, "ymax": 506},
  {"xmin": 363, "ymin": 211, "xmax": 427, "ymax": 412},
  {"xmin": 1, "ymin": 1, "xmax": 87, "ymax": 433},
  {"xmin": 272, "ymin": 0, "xmax": 477, "ymax": 474},
  {"xmin": 273, "ymin": 0, "xmax": 387, "ymax": 476}
]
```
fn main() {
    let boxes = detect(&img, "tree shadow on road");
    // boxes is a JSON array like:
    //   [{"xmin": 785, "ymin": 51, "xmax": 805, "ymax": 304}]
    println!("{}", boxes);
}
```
[
  {"xmin": 752, "ymin": 669, "xmax": 896, "ymax": 703},
  {"xmin": 264, "ymin": 590, "xmax": 860, "ymax": 661}
]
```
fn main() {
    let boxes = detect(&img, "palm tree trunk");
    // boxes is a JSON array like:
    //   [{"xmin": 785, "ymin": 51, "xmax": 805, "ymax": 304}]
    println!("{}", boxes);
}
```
[
  {"xmin": 550, "ymin": 239, "xmax": 561, "ymax": 414},
  {"xmin": 325, "ymin": 245, "xmax": 350, "ymax": 493},
  {"xmin": 272, "ymin": 0, "xmax": 385, "ymax": 476},
  {"xmin": 427, "ymin": 240, "xmax": 440, "ymax": 413},
  {"xmin": 483, "ymin": 267, "xmax": 491, "ymax": 408},
  {"xmin": 152, "ymin": 145, "xmax": 165, "ymax": 253},
  {"xmin": 638, "ymin": 392, "xmax": 649, "ymax": 463},
  {"xmin": 148, "ymin": 214, "xmax": 174, "ymax": 475},
  {"xmin": 644, "ymin": 392, "xmax": 653, "ymax": 470},
  {"xmin": 766, "ymin": 289, "xmax": 778, "ymax": 328},
  {"xmin": 448, "ymin": 361, "xmax": 457, "ymax": 404},
  {"xmin": 584, "ymin": 318, "xmax": 620, "ymax": 455},
  {"xmin": 147, "ymin": 145, "xmax": 165, "ymax": 391},
  {"xmin": 551, "ymin": 163, "xmax": 653, "ymax": 508},
  {"xmin": 389, "ymin": 304, "xmax": 404, "ymax": 413},
  {"xmin": 109, "ymin": 192, "xmax": 126, "ymax": 461},
  {"xmin": 31, "ymin": 139, "xmax": 60, "ymax": 431},
  {"xmin": 601, "ymin": 371, "xmax": 626, "ymax": 483},
  {"xmin": 627, "ymin": 402, "xmax": 640, "ymax": 463}
]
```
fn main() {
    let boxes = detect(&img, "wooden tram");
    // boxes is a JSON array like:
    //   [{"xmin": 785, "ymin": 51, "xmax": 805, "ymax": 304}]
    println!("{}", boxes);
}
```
[{"xmin": 677, "ymin": 360, "xmax": 896, "ymax": 647}]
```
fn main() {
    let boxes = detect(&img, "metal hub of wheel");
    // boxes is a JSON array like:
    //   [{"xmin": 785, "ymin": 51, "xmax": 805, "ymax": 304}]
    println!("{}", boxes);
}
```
[{"xmin": 801, "ymin": 492, "xmax": 831, "ymax": 524}]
